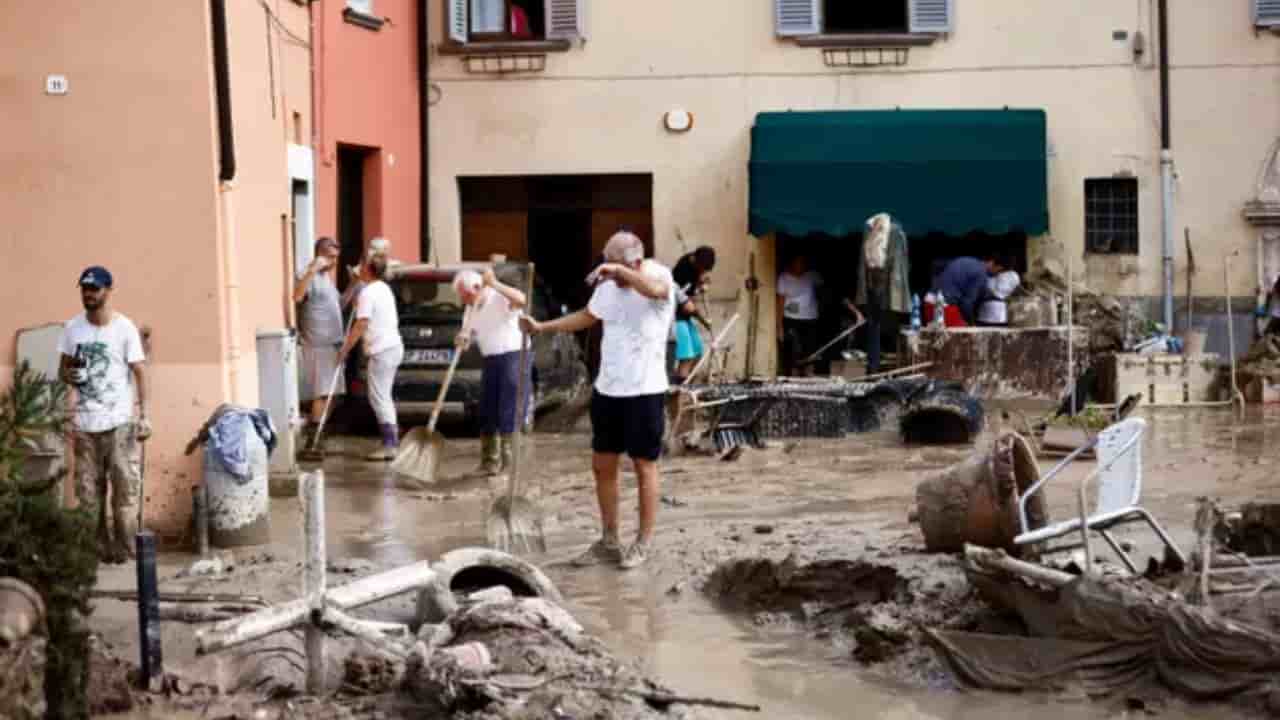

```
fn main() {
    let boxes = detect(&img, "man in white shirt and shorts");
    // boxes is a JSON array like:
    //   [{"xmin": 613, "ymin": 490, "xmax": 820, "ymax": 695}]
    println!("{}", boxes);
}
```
[
  {"xmin": 521, "ymin": 231, "xmax": 674, "ymax": 569},
  {"xmin": 340, "ymin": 255, "xmax": 404, "ymax": 461},
  {"xmin": 58, "ymin": 266, "xmax": 151, "ymax": 563}
]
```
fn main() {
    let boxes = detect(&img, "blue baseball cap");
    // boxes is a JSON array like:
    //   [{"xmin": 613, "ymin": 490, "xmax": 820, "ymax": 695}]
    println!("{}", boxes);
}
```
[{"xmin": 77, "ymin": 266, "xmax": 113, "ymax": 289}]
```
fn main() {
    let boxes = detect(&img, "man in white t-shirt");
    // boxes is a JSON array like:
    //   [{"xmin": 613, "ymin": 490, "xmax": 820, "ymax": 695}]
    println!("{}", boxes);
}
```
[
  {"xmin": 57, "ymin": 265, "xmax": 151, "ymax": 563},
  {"xmin": 776, "ymin": 254, "xmax": 822, "ymax": 376},
  {"xmin": 977, "ymin": 255, "xmax": 1021, "ymax": 327},
  {"xmin": 521, "ymin": 231, "xmax": 674, "ymax": 569},
  {"xmin": 340, "ymin": 255, "xmax": 404, "ymax": 461},
  {"xmin": 454, "ymin": 267, "xmax": 531, "ymax": 478}
]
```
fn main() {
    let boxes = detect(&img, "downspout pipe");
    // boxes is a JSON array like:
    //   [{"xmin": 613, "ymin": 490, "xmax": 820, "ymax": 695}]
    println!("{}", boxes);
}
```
[
  {"xmin": 211, "ymin": 0, "xmax": 244, "ymax": 403},
  {"xmin": 1158, "ymin": 0, "xmax": 1175, "ymax": 331},
  {"xmin": 417, "ymin": 0, "xmax": 430, "ymax": 263}
]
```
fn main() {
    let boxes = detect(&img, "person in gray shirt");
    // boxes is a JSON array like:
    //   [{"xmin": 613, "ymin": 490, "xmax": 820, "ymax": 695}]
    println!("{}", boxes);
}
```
[{"xmin": 293, "ymin": 236, "xmax": 346, "ymax": 453}]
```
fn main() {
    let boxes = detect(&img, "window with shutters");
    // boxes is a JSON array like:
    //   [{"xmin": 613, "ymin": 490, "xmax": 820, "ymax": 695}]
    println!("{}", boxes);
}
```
[
  {"xmin": 776, "ymin": 0, "xmax": 951, "ymax": 45},
  {"xmin": 442, "ymin": 0, "xmax": 583, "ymax": 54},
  {"xmin": 1085, "ymin": 178, "xmax": 1140, "ymax": 255},
  {"xmin": 1256, "ymin": 0, "xmax": 1280, "ymax": 27}
]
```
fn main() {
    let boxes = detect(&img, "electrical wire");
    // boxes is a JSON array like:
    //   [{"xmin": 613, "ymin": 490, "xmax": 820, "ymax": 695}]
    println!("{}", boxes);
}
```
[{"xmin": 259, "ymin": 0, "xmax": 311, "ymax": 48}]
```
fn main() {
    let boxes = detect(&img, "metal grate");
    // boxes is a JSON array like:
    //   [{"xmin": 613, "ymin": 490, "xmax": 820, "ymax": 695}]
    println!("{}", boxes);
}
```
[
  {"xmin": 464, "ymin": 53, "xmax": 547, "ymax": 74},
  {"xmin": 1085, "ymin": 177, "xmax": 1139, "ymax": 255},
  {"xmin": 822, "ymin": 47, "xmax": 909, "ymax": 67}
]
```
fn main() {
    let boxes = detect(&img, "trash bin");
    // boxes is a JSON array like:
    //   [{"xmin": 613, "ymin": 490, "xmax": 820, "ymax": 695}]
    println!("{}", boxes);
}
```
[{"xmin": 203, "ymin": 420, "xmax": 271, "ymax": 548}]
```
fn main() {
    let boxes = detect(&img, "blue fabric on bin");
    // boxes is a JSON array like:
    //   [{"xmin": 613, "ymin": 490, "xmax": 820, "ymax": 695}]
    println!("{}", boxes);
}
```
[{"xmin": 206, "ymin": 407, "xmax": 277, "ymax": 482}]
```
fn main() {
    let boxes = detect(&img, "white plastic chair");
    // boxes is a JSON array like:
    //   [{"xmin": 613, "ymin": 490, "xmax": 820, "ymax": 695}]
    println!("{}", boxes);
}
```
[{"xmin": 1014, "ymin": 417, "xmax": 1186, "ymax": 574}]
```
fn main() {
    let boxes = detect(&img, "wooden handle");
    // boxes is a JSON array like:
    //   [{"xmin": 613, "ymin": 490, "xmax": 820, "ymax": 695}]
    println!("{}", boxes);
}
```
[
  {"xmin": 428, "ymin": 305, "xmax": 472, "ymax": 433},
  {"xmin": 509, "ymin": 263, "xmax": 536, "ymax": 502}
]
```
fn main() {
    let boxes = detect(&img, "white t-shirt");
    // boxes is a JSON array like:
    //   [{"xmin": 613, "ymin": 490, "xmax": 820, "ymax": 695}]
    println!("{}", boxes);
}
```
[
  {"xmin": 57, "ymin": 312, "xmax": 145, "ymax": 433},
  {"xmin": 356, "ymin": 280, "xmax": 403, "ymax": 356},
  {"xmin": 977, "ymin": 271, "xmax": 1021, "ymax": 325},
  {"xmin": 469, "ymin": 286, "xmax": 523, "ymax": 356},
  {"xmin": 777, "ymin": 271, "xmax": 821, "ymax": 320},
  {"xmin": 587, "ymin": 260, "xmax": 675, "ymax": 398}
]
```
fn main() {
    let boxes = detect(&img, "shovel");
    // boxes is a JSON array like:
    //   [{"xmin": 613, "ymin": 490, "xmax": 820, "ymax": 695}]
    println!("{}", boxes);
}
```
[
  {"xmin": 487, "ymin": 263, "xmax": 545, "ymax": 554},
  {"xmin": 391, "ymin": 304, "xmax": 473, "ymax": 485}
]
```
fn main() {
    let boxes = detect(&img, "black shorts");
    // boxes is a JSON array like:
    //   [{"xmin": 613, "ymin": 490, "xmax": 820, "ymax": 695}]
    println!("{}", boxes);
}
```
[{"xmin": 590, "ymin": 390, "xmax": 665, "ymax": 461}]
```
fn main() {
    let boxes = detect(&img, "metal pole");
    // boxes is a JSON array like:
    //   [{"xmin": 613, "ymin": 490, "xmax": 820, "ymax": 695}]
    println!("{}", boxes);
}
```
[
  {"xmin": 134, "ymin": 530, "xmax": 163, "ymax": 690},
  {"xmin": 1158, "ymin": 0, "xmax": 1175, "ymax": 331},
  {"xmin": 1068, "ymin": 250, "xmax": 1075, "ymax": 413},
  {"xmin": 302, "ymin": 471, "xmax": 326, "ymax": 695}
]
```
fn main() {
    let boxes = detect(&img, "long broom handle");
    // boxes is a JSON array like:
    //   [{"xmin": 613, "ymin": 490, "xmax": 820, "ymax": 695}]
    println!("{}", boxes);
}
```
[
  {"xmin": 798, "ymin": 317, "xmax": 866, "ymax": 367},
  {"xmin": 312, "ymin": 308, "xmax": 359, "ymax": 443},
  {"xmin": 427, "ymin": 304, "xmax": 472, "ymax": 434},
  {"xmin": 683, "ymin": 313, "xmax": 740, "ymax": 386},
  {"xmin": 509, "ymin": 263, "xmax": 536, "ymax": 505}
]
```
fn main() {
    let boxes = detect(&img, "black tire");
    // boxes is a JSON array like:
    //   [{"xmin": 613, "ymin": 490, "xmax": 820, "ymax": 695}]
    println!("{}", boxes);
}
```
[{"xmin": 414, "ymin": 547, "xmax": 563, "ymax": 628}]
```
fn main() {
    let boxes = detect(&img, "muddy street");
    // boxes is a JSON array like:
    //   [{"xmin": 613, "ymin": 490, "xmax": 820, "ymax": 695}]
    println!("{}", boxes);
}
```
[{"xmin": 90, "ymin": 404, "xmax": 1280, "ymax": 719}]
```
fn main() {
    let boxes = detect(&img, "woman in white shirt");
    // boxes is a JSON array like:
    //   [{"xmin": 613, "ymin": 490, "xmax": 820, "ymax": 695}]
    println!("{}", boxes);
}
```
[
  {"xmin": 776, "ymin": 254, "xmax": 822, "ymax": 376},
  {"xmin": 977, "ymin": 256, "xmax": 1021, "ymax": 327},
  {"xmin": 339, "ymin": 255, "xmax": 404, "ymax": 461},
  {"xmin": 454, "ymin": 267, "xmax": 530, "ymax": 479}
]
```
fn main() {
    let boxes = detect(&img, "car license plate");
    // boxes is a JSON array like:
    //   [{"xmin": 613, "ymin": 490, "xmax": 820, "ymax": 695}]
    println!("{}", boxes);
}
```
[{"xmin": 408, "ymin": 348, "xmax": 453, "ymax": 365}]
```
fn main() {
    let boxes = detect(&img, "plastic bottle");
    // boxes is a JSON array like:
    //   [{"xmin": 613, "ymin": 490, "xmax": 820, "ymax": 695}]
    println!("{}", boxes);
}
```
[
  {"xmin": 934, "ymin": 293, "xmax": 947, "ymax": 329},
  {"xmin": 910, "ymin": 294, "xmax": 922, "ymax": 331}
]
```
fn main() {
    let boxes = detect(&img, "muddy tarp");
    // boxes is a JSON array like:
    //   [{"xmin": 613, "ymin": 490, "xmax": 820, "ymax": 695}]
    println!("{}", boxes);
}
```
[{"xmin": 927, "ymin": 575, "xmax": 1280, "ymax": 700}]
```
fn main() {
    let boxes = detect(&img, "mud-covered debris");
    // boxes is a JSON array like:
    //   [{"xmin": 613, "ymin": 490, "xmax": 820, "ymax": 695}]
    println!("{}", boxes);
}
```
[
  {"xmin": 753, "ymin": 525, "xmax": 774, "ymax": 535},
  {"xmin": 343, "ymin": 651, "xmax": 404, "ymax": 695},
  {"xmin": 403, "ymin": 598, "xmax": 696, "ymax": 719},
  {"xmin": 87, "ymin": 641, "xmax": 133, "ymax": 715},
  {"xmin": 705, "ymin": 554, "xmax": 903, "ymax": 616}
]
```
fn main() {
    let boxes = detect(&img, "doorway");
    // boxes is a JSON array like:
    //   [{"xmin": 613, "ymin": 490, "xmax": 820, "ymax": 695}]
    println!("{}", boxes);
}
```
[
  {"xmin": 776, "ymin": 230, "xmax": 1028, "ymax": 373},
  {"xmin": 459, "ymin": 174, "xmax": 654, "ymax": 378},
  {"xmin": 336, "ymin": 145, "xmax": 375, "ymax": 292}
]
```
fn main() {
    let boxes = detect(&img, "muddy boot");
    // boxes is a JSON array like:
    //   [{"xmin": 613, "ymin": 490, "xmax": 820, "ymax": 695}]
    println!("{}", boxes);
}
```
[
  {"xmin": 498, "ymin": 433, "xmax": 515, "ymax": 473},
  {"xmin": 465, "ymin": 435, "xmax": 502, "ymax": 479},
  {"xmin": 365, "ymin": 424, "xmax": 398, "ymax": 462}
]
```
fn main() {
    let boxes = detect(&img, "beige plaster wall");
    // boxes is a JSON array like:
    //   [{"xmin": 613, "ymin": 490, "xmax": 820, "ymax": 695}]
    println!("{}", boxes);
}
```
[{"xmin": 426, "ymin": 0, "xmax": 1280, "ymax": 375}]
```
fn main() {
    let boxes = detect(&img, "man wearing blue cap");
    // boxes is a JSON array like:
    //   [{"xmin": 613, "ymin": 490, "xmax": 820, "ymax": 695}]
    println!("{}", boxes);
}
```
[{"xmin": 57, "ymin": 266, "xmax": 150, "ymax": 563}]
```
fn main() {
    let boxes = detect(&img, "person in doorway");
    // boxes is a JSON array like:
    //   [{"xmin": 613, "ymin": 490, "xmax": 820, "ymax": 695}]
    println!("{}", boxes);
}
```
[
  {"xmin": 671, "ymin": 246, "xmax": 716, "ymax": 383},
  {"xmin": 339, "ymin": 255, "xmax": 404, "ymax": 461},
  {"xmin": 854, "ymin": 213, "xmax": 911, "ymax": 374},
  {"xmin": 776, "ymin": 255, "xmax": 822, "ymax": 376},
  {"xmin": 293, "ymin": 237, "xmax": 345, "ymax": 453},
  {"xmin": 520, "ymin": 231, "xmax": 675, "ymax": 570},
  {"xmin": 976, "ymin": 255, "xmax": 1021, "ymax": 327},
  {"xmin": 454, "ymin": 267, "xmax": 531, "ymax": 479},
  {"xmin": 58, "ymin": 266, "xmax": 151, "ymax": 563},
  {"xmin": 934, "ymin": 256, "xmax": 990, "ymax": 327}
]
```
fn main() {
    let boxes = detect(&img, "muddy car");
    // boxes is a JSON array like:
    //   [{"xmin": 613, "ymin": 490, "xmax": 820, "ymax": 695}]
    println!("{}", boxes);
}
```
[{"xmin": 348, "ymin": 262, "xmax": 587, "ymax": 429}]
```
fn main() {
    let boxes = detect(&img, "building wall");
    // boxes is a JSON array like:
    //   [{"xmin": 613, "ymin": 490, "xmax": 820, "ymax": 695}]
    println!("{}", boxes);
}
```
[
  {"xmin": 0, "ymin": 0, "xmax": 309, "ymax": 537},
  {"xmin": 316, "ymin": 0, "xmax": 423, "ymax": 262},
  {"xmin": 426, "ymin": 0, "xmax": 1280, "ymax": 374}
]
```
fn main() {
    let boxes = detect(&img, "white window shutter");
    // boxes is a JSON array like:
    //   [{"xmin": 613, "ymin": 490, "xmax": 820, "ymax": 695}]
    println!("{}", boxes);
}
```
[
  {"xmin": 448, "ymin": 0, "xmax": 468, "ymax": 43},
  {"xmin": 1257, "ymin": 0, "xmax": 1280, "ymax": 27},
  {"xmin": 546, "ymin": 0, "xmax": 586, "ymax": 40},
  {"xmin": 909, "ymin": 0, "xmax": 953, "ymax": 33},
  {"xmin": 775, "ymin": 0, "xmax": 820, "ymax": 37}
]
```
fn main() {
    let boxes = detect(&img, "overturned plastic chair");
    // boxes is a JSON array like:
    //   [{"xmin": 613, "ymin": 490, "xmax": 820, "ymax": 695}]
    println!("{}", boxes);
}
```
[{"xmin": 1014, "ymin": 417, "xmax": 1186, "ymax": 574}]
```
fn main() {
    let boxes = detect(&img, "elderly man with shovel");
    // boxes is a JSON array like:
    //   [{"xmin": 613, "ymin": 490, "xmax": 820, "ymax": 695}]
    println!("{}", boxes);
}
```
[
  {"xmin": 521, "ymin": 231, "xmax": 675, "ymax": 569},
  {"xmin": 454, "ymin": 267, "xmax": 531, "ymax": 479}
]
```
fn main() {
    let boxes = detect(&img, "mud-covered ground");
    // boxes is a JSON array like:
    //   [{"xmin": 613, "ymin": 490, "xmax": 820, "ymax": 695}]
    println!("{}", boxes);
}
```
[{"xmin": 90, "ymin": 402, "xmax": 1280, "ymax": 718}]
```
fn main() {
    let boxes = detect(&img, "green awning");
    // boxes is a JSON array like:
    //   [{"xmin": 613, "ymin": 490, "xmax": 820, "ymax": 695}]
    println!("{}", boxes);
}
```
[{"xmin": 748, "ymin": 109, "xmax": 1049, "ymax": 238}]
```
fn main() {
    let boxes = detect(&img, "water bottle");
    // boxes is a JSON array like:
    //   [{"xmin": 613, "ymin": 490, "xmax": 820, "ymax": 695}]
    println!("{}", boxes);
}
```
[{"xmin": 910, "ymin": 294, "xmax": 922, "ymax": 331}]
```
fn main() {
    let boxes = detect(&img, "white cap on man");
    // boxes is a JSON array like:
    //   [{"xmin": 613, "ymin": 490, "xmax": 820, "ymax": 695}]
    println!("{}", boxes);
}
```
[{"xmin": 453, "ymin": 269, "xmax": 483, "ymax": 295}]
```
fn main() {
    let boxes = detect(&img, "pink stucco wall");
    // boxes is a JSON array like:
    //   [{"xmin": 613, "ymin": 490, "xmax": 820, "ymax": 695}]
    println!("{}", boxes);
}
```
[
  {"xmin": 315, "ymin": 0, "xmax": 422, "ymax": 262},
  {"xmin": 1, "ymin": 0, "xmax": 310, "ymax": 540}
]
